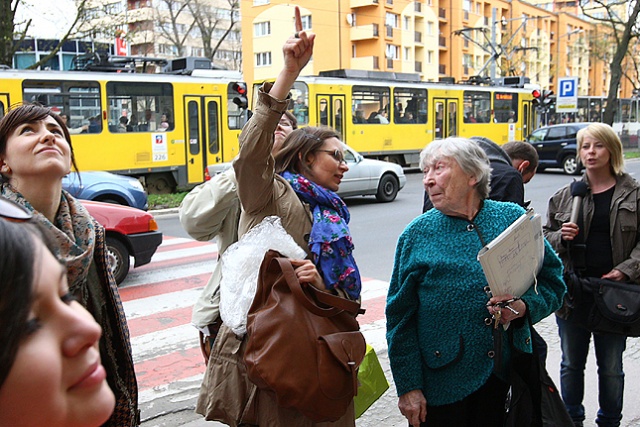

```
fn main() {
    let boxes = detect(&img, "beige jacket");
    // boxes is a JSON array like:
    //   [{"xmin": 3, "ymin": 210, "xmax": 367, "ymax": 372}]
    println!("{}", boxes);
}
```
[{"xmin": 179, "ymin": 167, "xmax": 240, "ymax": 330}]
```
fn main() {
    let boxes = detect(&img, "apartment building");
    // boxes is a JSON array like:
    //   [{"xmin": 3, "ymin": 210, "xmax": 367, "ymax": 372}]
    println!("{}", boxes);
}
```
[{"xmin": 239, "ymin": 0, "xmax": 626, "ymax": 98}]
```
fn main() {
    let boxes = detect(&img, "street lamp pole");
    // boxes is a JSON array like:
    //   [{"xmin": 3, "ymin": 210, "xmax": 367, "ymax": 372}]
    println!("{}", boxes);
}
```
[{"xmin": 555, "ymin": 28, "xmax": 583, "ymax": 92}]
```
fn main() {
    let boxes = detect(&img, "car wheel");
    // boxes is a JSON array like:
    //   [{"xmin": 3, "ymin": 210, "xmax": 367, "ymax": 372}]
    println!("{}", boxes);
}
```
[
  {"xmin": 375, "ymin": 174, "xmax": 399, "ymax": 202},
  {"xmin": 106, "ymin": 237, "xmax": 130, "ymax": 285},
  {"xmin": 95, "ymin": 196, "xmax": 128, "ymax": 206},
  {"xmin": 562, "ymin": 155, "xmax": 581, "ymax": 175}
]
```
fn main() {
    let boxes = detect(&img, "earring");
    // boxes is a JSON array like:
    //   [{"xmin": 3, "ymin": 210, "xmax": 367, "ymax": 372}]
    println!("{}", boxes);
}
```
[{"xmin": 0, "ymin": 164, "xmax": 10, "ymax": 174}]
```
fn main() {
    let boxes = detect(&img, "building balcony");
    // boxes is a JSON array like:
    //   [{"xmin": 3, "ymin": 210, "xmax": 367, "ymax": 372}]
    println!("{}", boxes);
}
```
[
  {"xmin": 351, "ymin": 55, "xmax": 380, "ymax": 70},
  {"xmin": 439, "ymin": 64, "xmax": 446, "ymax": 74},
  {"xmin": 350, "ymin": 23, "xmax": 379, "ymax": 41},
  {"xmin": 415, "ymin": 31, "xmax": 423, "ymax": 44},
  {"xmin": 439, "ymin": 8, "xmax": 447, "ymax": 20},
  {"xmin": 351, "ymin": 0, "xmax": 379, "ymax": 8},
  {"xmin": 415, "ymin": 1, "xmax": 422, "ymax": 14},
  {"xmin": 386, "ymin": 25, "xmax": 394, "ymax": 38},
  {"xmin": 439, "ymin": 36, "xmax": 447, "ymax": 48},
  {"xmin": 126, "ymin": 6, "xmax": 153, "ymax": 23},
  {"xmin": 415, "ymin": 61, "xmax": 422, "ymax": 72}
]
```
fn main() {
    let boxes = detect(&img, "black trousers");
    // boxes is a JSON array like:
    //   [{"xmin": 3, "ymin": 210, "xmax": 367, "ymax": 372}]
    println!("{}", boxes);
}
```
[{"xmin": 415, "ymin": 374, "xmax": 509, "ymax": 427}]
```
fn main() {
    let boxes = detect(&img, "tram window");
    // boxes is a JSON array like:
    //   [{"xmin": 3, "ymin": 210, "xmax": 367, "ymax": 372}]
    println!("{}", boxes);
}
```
[
  {"xmin": 106, "ymin": 82, "xmax": 173, "ymax": 133},
  {"xmin": 494, "ymin": 92, "xmax": 518, "ymax": 123},
  {"xmin": 463, "ymin": 91, "xmax": 490, "ymax": 123},
  {"xmin": 393, "ymin": 87, "xmax": 427, "ymax": 124},
  {"xmin": 289, "ymin": 81, "xmax": 309, "ymax": 126},
  {"xmin": 0, "ymin": 102, "xmax": 4, "ymax": 117},
  {"xmin": 187, "ymin": 100, "xmax": 200, "ymax": 156},
  {"xmin": 23, "ymin": 80, "xmax": 101, "ymax": 133},
  {"xmin": 207, "ymin": 100, "xmax": 220, "ymax": 154},
  {"xmin": 352, "ymin": 86, "xmax": 390, "ymax": 124}
]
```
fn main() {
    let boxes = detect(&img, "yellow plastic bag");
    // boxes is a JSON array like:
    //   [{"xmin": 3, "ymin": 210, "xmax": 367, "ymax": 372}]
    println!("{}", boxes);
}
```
[{"xmin": 354, "ymin": 345, "xmax": 390, "ymax": 418}]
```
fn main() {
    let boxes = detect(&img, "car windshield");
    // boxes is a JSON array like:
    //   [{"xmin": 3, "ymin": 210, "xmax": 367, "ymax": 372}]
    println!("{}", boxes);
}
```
[{"xmin": 528, "ymin": 129, "xmax": 547, "ymax": 143}]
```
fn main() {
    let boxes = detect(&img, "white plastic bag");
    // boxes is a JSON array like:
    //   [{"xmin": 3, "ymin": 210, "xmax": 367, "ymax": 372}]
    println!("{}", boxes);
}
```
[{"xmin": 220, "ymin": 216, "xmax": 306, "ymax": 336}]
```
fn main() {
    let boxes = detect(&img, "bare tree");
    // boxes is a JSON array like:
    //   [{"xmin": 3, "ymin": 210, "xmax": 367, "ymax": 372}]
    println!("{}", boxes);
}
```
[
  {"xmin": 155, "ymin": 0, "xmax": 197, "ymax": 57},
  {"xmin": 2, "ymin": 0, "xmax": 127, "ymax": 69},
  {"xmin": 0, "ymin": 0, "xmax": 30, "ymax": 67},
  {"xmin": 187, "ymin": 0, "xmax": 239, "ymax": 65},
  {"xmin": 580, "ymin": 0, "xmax": 640, "ymax": 125}
]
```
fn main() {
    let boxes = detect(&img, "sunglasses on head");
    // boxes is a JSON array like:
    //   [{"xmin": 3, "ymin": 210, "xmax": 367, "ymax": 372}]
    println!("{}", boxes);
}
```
[
  {"xmin": 316, "ymin": 149, "xmax": 347, "ymax": 165},
  {"xmin": 0, "ymin": 198, "xmax": 32, "ymax": 222}
]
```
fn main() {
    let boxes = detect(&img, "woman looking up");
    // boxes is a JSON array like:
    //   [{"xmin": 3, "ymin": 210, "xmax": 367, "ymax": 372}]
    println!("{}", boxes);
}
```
[
  {"xmin": 197, "ymin": 7, "xmax": 362, "ymax": 425},
  {"xmin": 0, "ymin": 104, "xmax": 138, "ymax": 426}
]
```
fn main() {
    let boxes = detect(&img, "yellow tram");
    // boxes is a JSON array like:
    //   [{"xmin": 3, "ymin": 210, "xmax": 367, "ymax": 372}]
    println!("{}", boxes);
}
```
[
  {"xmin": 266, "ymin": 70, "xmax": 539, "ymax": 167},
  {"xmin": 0, "ymin": 66, "xmax": 248, "ymax": 193}
]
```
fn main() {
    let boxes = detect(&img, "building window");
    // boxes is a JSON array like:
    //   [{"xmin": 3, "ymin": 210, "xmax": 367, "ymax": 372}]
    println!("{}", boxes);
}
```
[
  {"xmin": 404, "ymin": 47, "xmax": 410, "ymax": 60},
  {"xmin": 427, "ymin": 22, "xmax": 434, "ymax": 36},
  {"xmin": 255, "ymin": 51, "xmax": 272, "ymax": 67},
  {"xmin": 386, "ymin": 44, "xmax": 399, "ymax": 60},
  {"xmin": 427, "ymin": 50, "xmax": 434, "ymax": 64},
  {"xmin": 385, "ymin": 12, "xmax": 399, "ymax": 28},
  {"xmin": 404, "ymin": 16, "xmax": 410, "ymax": 30},
  {"xmin": 301, "ymin": 15, "xmax": 312, "ymax": 30},
  {"xmin": 254, "ymin": 21, "xmax": 271, "ymax": 37}
]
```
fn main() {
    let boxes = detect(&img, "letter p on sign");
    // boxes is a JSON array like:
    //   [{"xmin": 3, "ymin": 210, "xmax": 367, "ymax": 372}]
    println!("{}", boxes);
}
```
[{"xmin": 560, "ymin": 80, "xmax": 575, "ymax": 97}]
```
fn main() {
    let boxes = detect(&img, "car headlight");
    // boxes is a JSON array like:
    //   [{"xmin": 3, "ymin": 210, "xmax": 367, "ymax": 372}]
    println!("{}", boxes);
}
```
[{"xmin": 128, "ymin": 179, "xmax": 144, "ymax": 191}]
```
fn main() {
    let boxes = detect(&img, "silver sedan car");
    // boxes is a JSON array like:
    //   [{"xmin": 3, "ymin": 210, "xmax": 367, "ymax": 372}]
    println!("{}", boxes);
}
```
[
  {"xmin": 338, "ymin": 145, "xmax": 406, "ymax": 202},
  {"xmin": 205, "ymin": 145, "xmax": 406, "ymax": 203}
]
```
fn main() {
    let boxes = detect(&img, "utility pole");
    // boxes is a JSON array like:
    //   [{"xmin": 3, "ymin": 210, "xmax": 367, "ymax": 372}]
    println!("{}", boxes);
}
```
[{"xmin": 490, "ymin": 8, "xmax": 497, "ymax": 81}]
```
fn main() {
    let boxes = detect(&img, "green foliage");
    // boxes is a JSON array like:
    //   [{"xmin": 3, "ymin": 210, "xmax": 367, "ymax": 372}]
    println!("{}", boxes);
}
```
[{"xmin": 148, "ymin": 191, "xmax": 188, "ymax": 210}]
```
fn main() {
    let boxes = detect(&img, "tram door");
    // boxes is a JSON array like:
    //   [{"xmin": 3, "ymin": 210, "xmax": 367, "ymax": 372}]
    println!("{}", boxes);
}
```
[
  {"xmin": 184, "ymin": 95, "xmax": 223, "ymax": 184},
  {"xmin": 0, "ymin": 94, "xmax": 8, "ymax": 117},
  {"xmin": 316, "ymin": 94, "xmax": 346, "ymax": 139},
  {"xmin": 433, "ymin": 98, "xmax": 459, "ymax": 139}
]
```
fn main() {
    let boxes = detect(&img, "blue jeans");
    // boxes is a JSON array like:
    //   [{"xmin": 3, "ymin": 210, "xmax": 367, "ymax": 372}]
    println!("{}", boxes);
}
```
[{"xmin": 556, "ymin": 316, "xmax": 627, "ymax": 427}]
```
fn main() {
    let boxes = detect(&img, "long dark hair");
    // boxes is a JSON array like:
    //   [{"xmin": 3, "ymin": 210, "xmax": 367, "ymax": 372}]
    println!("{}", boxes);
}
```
[
  {"xmin": 274, "ymin": 126, "xmax": 340, "ymax": 175},
  {"xmin": 0, "ymin": 103, "xmax": 78, "ymax": 183},
  {"xmin": 0, "ymin": 219, "xmax": 56, "ymax": 388}
]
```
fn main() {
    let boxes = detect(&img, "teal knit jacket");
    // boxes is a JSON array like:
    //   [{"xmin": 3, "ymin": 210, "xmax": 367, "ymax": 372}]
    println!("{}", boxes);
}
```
[{"xmin": 386, "ymin": 200, "xmax": 565, "ymax": 406}]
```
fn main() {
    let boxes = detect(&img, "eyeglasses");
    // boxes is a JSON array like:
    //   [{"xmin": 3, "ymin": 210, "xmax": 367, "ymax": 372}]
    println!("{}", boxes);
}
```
[
  {"xmin": 0, "ymin": 197, "xmax": 32, "ymax": 222},
  {"xmin": 316, "ymin": 149, "xmax": 347, "ymax": 165}
]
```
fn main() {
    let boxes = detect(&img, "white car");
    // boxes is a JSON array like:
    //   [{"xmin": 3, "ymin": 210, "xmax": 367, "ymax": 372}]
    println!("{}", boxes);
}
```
[
  {"xmin": 338, "ymin": 145, "xmax": 406, "ymax": 202},
  {"xmin": 205, "ymin": 144, "xmax": 406, "ymax": 203}
]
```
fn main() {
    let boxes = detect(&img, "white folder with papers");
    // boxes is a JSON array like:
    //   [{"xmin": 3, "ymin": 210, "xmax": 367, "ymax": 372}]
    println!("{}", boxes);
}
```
[{"xmin": 477, "ymin": 208, "xmax": 545, "ymax": 297}]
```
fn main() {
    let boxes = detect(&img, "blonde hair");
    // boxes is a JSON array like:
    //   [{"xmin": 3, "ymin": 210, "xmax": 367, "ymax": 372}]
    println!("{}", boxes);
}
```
[{"xmin": 576, "ymin": 123, "xmax": 624, "ymax": 175}]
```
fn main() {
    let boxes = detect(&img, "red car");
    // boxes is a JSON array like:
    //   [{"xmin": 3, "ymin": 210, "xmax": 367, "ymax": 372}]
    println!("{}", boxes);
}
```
[{"xmin": 82, "ymin": 200, "xmax": 163, "ymax": 284}]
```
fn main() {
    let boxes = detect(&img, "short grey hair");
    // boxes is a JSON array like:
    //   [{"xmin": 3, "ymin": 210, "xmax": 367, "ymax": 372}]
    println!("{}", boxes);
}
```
[{"xmin": 420, "ymin": 137, "xmax": 492, "ymax": 200}]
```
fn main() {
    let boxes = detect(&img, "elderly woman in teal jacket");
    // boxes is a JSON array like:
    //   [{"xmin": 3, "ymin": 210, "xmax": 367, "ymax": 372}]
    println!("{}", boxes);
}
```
[{"xmin": 386, "ymin": 137, "xmax": 565, "ymax": 427}]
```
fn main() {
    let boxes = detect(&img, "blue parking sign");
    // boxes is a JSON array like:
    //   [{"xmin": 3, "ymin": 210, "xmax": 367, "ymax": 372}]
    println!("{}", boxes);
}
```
[{"xmin": 557, "ymin": 77, "xmax": 578, "ymax": 112}]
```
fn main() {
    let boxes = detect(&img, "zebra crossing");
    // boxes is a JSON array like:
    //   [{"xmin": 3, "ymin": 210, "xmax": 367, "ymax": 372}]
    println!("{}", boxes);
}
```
[{"xmin": 118, "ymin": 236, "xmax": 391, "ymax": 417}]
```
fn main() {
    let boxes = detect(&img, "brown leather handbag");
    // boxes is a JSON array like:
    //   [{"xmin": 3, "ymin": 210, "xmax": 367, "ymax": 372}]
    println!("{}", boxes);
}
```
[{"xmin": 244, "ymin": 250, "xmax": 367, "ymax": 423}]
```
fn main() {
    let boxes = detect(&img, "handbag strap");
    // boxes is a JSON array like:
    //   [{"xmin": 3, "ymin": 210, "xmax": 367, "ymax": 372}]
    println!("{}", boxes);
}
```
[{"xmin": 274, "ymin": 257, "xmax": 363, "ymax": 317}]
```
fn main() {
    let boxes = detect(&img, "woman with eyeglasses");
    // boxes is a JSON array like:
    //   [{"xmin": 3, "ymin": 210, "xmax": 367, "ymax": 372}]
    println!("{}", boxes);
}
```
[
  {"xmin": 0, "ymin": 205, "xmax": 116, "ymax": 426},
  {"xmin": 0, "ymin": 105, "xmax": 138, "ymax": 426},
  {"xmin": 197, "ymin": 7, "xmax": 361, "ymax": 426}
]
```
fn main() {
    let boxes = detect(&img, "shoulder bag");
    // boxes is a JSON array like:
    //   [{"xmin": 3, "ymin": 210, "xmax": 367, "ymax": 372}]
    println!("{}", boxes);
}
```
[
  {"xmin": 504, "ymin": 313, "xmax": 574, "ymax": 427},
  {"xmin": 244, "ymin": 250, "xmax": 367, "ymax": 423}
]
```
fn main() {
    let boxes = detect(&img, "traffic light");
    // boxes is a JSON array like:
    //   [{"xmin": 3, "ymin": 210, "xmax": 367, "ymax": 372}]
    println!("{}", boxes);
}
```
[
  {"xmin": 232, "ymin": 82, "xmax": 248, "ymax": 109},
  {"xmin": 532, "ymin": 89, "xmax": 542, "ymax": 109},
  {"xmin": 542, "ymin": 89, "xmax": 554, "ymax": 109}
]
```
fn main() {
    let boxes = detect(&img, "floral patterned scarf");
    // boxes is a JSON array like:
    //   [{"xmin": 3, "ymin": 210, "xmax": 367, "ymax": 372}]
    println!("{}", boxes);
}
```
[
  {"xmin": 1, "ymin": 183, "xmax": 95, "ymax": 293},
  {"xmin": 280, "ymin": 171, "xmax": 362, "ymax": 299}
]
